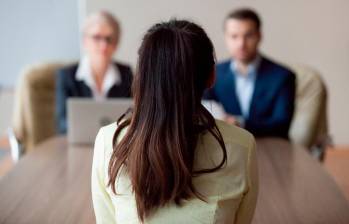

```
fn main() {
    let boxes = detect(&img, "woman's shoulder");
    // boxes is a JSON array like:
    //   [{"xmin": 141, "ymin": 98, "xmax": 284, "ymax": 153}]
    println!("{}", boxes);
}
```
[
  {"xmin": 97, "ymin": 120, "xmax": 255, "ymax": 152},
  {"xmin": 100, "ymin": 122, "xmax": 118, "ymax": 134},
  {"xmin": 56, "ymin": 63, "xmax": 79, "ymax": 77},
  {"xmin": 97, "ymin": 122, "xmax": 129, "ymax": 153},
  {"xmin": 98, "ymin": 122, "xmax": 118, "ymax": 147},
  {"xmin": 193, "ymin": 120, "xmax": 256, "ymax": 207},
  {"xmin": 195, "ymin": 119, "xmax": 255, "ymax": 174},
  {"xmin": 214, "ymin": 119, "xmax": 255, "ymax": 149}
]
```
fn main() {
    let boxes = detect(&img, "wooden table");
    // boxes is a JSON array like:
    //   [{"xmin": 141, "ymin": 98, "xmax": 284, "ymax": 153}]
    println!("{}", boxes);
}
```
[
  {"xmin": 252, "ymin": 139, "xmax": 349, "ymax": 224},
  {"xmin": 0, "ymin": 137, "xmax": 348, "ymax": 224},
  {"xmin": 0, "ymin": 137, "xmax": 94, "ymax": 224}
]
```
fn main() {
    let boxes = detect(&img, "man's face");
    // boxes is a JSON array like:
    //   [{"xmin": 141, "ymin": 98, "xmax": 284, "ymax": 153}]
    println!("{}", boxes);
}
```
[
  {"xmin": 224, "ymin": 19, "xmax": 261, "ymax": 63},
  {"xmin": 83, "ymin": 22, "xmax": 117, "ymax": 64}
]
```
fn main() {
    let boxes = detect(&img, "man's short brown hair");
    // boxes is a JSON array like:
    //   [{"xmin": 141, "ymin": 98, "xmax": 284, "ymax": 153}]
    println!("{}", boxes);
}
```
[{"xmin": 225, "ymin": 8, "xmax": 261, "ymax": 30}]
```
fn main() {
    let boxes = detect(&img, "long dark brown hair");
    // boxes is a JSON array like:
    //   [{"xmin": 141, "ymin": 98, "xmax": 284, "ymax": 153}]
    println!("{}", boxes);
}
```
[{"xmin": 108, "ymin": 20, "xmax": 227, "ymax": 221}]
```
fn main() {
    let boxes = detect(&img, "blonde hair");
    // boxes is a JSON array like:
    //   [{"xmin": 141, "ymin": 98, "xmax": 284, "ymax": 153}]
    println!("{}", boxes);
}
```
[{"xmin": 82, "ymin": 11, "xmax": 121, "ymax": 44}]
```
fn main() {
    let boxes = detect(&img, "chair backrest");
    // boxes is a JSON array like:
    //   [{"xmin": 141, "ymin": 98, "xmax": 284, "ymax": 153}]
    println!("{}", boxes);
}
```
[
  {"xmin": 12, "ymin": 63, "xmax": 65, "ymax": 152},
  {"xmin": 288, "ymin": 64, "xmax": 328, "ymax": 149}
]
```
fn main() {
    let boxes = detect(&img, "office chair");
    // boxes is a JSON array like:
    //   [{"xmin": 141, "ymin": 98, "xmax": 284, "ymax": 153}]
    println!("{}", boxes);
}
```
[
  {"xmin": 11, "ymin": 62, "xmax": 66, "ymax": 157},
  {"xmin": 288, "ymin": 64, "xmax": 331, "ymax": 161}
]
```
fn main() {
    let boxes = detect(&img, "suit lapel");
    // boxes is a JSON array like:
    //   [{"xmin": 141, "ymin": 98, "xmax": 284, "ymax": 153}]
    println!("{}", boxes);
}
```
[
  {"xmin": 107, "ymin": 63, "xmax": 122, "ymax": 97},
  {"xmin": 221, "ymin": 63, "xmax": 242, "ymax": 115},
  {"xmin": 249, "ymin": 57, "xmax": 267, "ymax": 118},
  {"xmin": 77, "ymin": 81, "xmax": 93, "ymax": 97}
]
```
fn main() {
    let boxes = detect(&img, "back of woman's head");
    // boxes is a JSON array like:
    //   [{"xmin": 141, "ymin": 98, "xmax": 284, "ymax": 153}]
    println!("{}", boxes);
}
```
[
  {"xmin": 136, "ymin": 20, "xmax": 215, "ymax": 106},
  {"xmin": 108, "ymin": 19, "xmax": 226, "ymax": 221}
]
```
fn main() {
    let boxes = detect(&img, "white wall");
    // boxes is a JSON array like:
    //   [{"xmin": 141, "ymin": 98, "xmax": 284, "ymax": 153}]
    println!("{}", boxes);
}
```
[
  {"xmin": 0, "ymin": 89, "xmax": 14, "ymax": 136},
  {"xmin": 85, "ymin": 0, "xmax": 349, "ymax": 145},
  {"xmin": 0, "ymin": 0, "xmax": 81, "ymax": 135},
  {"xmin": 0, "ymin": 0, "xmax": 80, "ymax": 87}
]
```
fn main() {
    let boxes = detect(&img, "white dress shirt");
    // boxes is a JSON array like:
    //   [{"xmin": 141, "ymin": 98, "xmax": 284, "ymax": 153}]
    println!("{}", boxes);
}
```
[
  {"xmin": 230, "ymin": 55, "xmax": 261, "ymax": 118},
  {"xmin": 76, "ymin": 57, "xmax": 121, "ymax": 101}
]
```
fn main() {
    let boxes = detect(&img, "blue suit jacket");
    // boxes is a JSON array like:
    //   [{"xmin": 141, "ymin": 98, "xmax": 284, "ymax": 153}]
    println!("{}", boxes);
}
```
[
  {"xmin": 204, "ymin": 56, "xmax": 295, "ymax": 139},
  {"xmin": 55, "ymin": 62, "xmax": 133, "ymax": 134}
]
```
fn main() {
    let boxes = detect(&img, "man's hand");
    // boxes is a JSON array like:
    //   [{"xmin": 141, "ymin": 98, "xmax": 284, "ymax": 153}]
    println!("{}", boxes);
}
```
[
  {"xmin": 225, "ymin": 115, "xmax": 239, "ymax": 126},
  {"xmin": 224, "ymin": 114, "xmax": 244, "ymax": 127}
]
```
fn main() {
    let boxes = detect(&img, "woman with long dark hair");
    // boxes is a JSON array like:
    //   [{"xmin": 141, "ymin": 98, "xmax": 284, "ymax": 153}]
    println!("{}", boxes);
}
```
[{"xmin": 92, "ymin": 19, "xmax": 258, "ymax": 224}]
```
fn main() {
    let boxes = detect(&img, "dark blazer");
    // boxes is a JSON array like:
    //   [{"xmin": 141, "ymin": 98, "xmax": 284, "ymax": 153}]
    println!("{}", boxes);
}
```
[
  {"xmin": 204, "ymin": 56, "xmax": 296, "ymax": 139},
  {"xmin": 55, "ymin": 62, "xmax": 133, "ymax": 134}
]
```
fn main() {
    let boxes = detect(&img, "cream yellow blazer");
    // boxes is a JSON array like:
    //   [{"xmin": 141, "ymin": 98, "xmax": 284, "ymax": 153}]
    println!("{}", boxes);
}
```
[{"xmin": 92, "ymin": 120, "xmax": 258, "ymax": 224}]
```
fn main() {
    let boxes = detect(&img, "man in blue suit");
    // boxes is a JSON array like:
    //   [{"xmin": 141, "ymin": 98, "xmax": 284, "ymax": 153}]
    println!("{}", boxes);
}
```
[{"xmin": 205, "ymin": 8, "xmax": 295, "ymax": 139}]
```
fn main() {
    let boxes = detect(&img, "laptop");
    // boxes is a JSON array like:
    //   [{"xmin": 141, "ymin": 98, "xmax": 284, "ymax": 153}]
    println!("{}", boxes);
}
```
[
  {"xmin": 67, "ymin": 98, "xmax": 133, "ymax": 144},
  {"xmin": 67, "ymin": 98, "xmax": 224, "ymax": 144}
]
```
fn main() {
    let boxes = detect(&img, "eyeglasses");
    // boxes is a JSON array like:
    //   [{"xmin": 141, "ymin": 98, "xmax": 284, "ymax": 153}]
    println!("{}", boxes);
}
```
[{"xmin": 89, "ymin": 34, "xmax": 116, "ymax": 45}]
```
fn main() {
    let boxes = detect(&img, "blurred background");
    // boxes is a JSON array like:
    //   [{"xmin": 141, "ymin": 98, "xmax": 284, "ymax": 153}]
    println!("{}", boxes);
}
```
[{"xmin": 1, "ymin": 0, "xmax": 348, "ymax": 145}]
